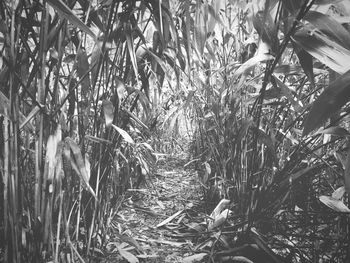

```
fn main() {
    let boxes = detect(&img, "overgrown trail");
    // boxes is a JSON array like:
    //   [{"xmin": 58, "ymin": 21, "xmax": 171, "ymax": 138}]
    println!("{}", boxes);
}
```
[{"xmin": 101, "ymin": 154, "xmax": 206, "ymax": 263}]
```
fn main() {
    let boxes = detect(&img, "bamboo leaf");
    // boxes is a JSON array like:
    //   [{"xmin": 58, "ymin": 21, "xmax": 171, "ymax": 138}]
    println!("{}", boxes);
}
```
[
  {"xmin": 141, "ymin": 46, "xmax": 168, "ymax": 76},
  {"xmin": 303, "ymin": 70, "xmax": 350, "ymax": 135},
  {"xmin": 332, "ymin": 186, "xmax": 346, "ymax": 200},
  {"xmin": 85, "ymin": 135, "xmax": 112, "ymax": 144},
  {"xmin": 293, "ymin": 25, "xmax": 350, "ymax": 74},
  {"xmin": 157, "ymin": 210, "xmax": 184, "ymax": 228},
  {"xmin": 126, "ymin": 33, "xmax": 138, "ymax": 80},
  {"xmin": 19, "ymin": 106, "xmax": 40, "ymax": 132},
  {"xmin": 335, "ymin": 151, "xmax": 347, "ymax": 170},
  {"xmin": 234, "ymin": 52, "xmax": 274, "ymax": 77},
  {"xmin": 316, "ymin": 126, "xmax": 350, "ymax": 137},
  {"xmin": 102, "ymin": 100, "xmax": 114, "ymax": 127},
  {"xmin": 76, "ymin": 49, "xmax": 90, "ymax": 94},
  {"xmin": 231, "ymin": 256, "xmax": 254, "ymax": 263},
  {"xmin": 111, "ymin": 124, "xmax": 135, "ymax": 144},
  {"xmin": 182, "ymin": 253, "xmax": 208, "ymax": 263},
  {"xmin": 65, "ymin": 137, "xmax": 97, "ymax": 199},
  {"xmin": 0, "ymin": 90, "xmax": 35, "ymax": 132},
  {"xmin": 296, "ymin": 48, "xmax": 315, "ymax": 87},
  {"xmin": 46, "ymin": 126, "xmax": 62, "ymax": 180},
  {"xmin": 256, "ymin": 127, "xmax": 278, "ymax": 165},
  {"xmin": 183, "ymin": 1, "xmax": 191, "ymax": 72},
  {"xmin": 304, "ymin": 11, "xmax": 350, "ymax": 50},
  {"xmin": 273, "ymin": 75, "xmax": 303, "ymax": 112},
  {"xmin": 194, "ymin": 1, "xmax": 207, "ymax": 55},
  {"xmin": 253, "ymin": 11, "xmax": 278, "ymax": 53},
  {"xmin": 47, "ymin": 0, "xmax": 96, "ymax": 39},
  {"xmin": 117, "ymin": 246, "xmax": 139, "ymax": 263},
  {"xmin": 319, "ymin": 195, "xmax": 350, "ymax": 212},
  {"xmin": 344, "ymin": 147, "xmax": 350, "ymax": 195}
]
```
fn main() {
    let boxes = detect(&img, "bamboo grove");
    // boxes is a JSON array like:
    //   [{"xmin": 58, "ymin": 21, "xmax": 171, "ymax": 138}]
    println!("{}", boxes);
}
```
[{"xmin": 1, "ymin": 0, "xmax": 350, "ymax": 262}]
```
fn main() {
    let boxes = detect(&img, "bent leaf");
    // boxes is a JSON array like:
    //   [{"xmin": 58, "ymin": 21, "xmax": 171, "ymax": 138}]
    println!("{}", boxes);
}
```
[
  {"xmin": 111, "ymin": 124, "xmax": 134, "ymax": 144},
  {"xmin": 303, "ymin": 70, "xmax": 350, "ymax": 135},
  {"xmin": 319, "ymin": 195, "xmax": 350, "ymax": 212},
  {"xmin": 234, "ymin": 52, "xmax": 274, "ymax": 77}
]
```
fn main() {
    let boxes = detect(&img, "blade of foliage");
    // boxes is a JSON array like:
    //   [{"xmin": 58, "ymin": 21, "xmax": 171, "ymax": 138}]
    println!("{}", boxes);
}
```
[
  {"xmin": 111, "ymin": 124, "xmax": 135, "ymax": 144},
  {"xmin": 183, "ymin": 0, "xmax": 191, "ymax": 72},
  {"xmin": 253, "ymin": 11, "xmax": 278, "ymax": 54},
  {"xmin": 19, "ymin": 105, "xmax": 40, "ymax": 132},
  {"xmin": 65, "ymin": 137, "xmax": 97, "ymax": 199},
  {"xmin": 283, "ymin": 0, "xmax": 304, "ymax": 15},
  {"xmin": 0, "ymin": 90, "xmax": 35, "ymax": 132},
  {"xmin": 249, "ymin": 229, "xmax": 286, "ymax": 263},
  {"xmin": 303, "ymin": 69, "xmax": 350, "ymax": 135},
  {"xmin": 102, "ymin": 100, "xmax": 114, "ymax": 127},
  {"xmin": 344, "ymin": 147, "xmax": 350, "ymax": 195},
  {"xmin": 126, "ymin": 33, "xmax": 139, "ymax": 81},
  {"xmin": 194, "ymin": 1, "xmax": 207, "ymax": 55},
  {"xmin": 304, "ymin": 11, "xmax": 350, "ymax": 49},
  {"xmin": 47, "ymin": 0, "xmax": 96, "ymax": 39},
  {"xmin": 255, "ymin": 127, "xmax": 278, "ymax": 165},
  {"xmin": 273, "ymin": 75, "xmax": 303, "ymax": 111},
  {"xmin": 279, "ymin": 166, "xmax": 318, "ymax": 188},
  {"xmin": 76, "ymin": 49, "xmax": 90, "ymax": 95},
  {"xmin": 207, "ymin": 3, "xmax": 234, "ymax": 35},
  {"xmin": 332, "ymin": 186, "xmax": 346, "ymax": 200},
  {"xmin": 231, "ymin": 256, "xmax": 254, "ymax": 263},
  {"xmin": 295, "ymin": 48, "xmax": 315, "ymax": 87},
  {"xmin": 46, "ymin": 127, "xmax": 62, "ymax": 180},
  {"xmin": 319, "ymin": 195, "xmax": 350, "ymax": 212},
  {"xmin": 234, "ymin": 53, "xmax": 274, "ymax": 77},
  {"xmin": 316, "ymin": 126, "xmax": 350, "ymax": 137},
  {"xmin": 122, "ymin": 107, "xmax": 149, "ymax": 130},
  {"xmin": 182, "ymin": 253, "xmax": 208, "ymax": 263},
  {"xmin": 85, "ymin": 135, "xmax": 112, "ymax": 144},
  {"xmin": 293, "ymin": 25, "xmax": 350, "ymax": 74},
  {"xmin": 117, "ymin": 246, "xmax": 139, "ymax": 263}
]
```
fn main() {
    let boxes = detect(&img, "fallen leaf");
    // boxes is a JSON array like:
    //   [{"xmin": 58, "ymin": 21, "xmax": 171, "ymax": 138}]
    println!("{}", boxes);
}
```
[
  {"xmin": 117, "ymin": 246, "xmax": 139, "ymax": 263},
  {"xmin": 157, "ymin": 210, "xmax": 183, "ymax": 228},
  {"xmin": 182, "ymin": 253, "xmax": 208, "ymax": 263}
]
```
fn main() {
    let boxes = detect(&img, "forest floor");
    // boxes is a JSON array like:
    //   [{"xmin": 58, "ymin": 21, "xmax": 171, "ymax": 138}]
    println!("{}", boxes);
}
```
[{"xmin": 100, "ymin": 153, "xmax": 211, "ymax": 263}]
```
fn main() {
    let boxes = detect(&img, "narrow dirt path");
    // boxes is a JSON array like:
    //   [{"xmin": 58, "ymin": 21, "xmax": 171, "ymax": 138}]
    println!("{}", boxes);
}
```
[{"xmin": 101, "ymin": 155, "xmax": 206, "ymax": 263}]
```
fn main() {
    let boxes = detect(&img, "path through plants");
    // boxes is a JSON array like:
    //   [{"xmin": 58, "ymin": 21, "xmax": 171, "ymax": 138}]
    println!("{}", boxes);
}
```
[{"xmin": 100, "ymin": 155, "xmax": 209, "ymax": 263}]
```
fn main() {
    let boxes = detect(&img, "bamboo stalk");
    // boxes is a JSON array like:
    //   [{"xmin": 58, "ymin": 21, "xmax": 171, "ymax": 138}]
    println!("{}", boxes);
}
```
[
  {"xmin": 55, "ymin": 190, "xmax": 63, "ymax": 263},
  {"xmin": 3, "ymin": 109, "xmax": 9, "ymax": 262}
]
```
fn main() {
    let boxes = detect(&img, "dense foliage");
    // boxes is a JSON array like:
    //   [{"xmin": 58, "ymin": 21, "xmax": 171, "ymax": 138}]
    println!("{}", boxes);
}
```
[{"xmin": 0, "ymin": 0, "xmax": 350, "ymax": 262}]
